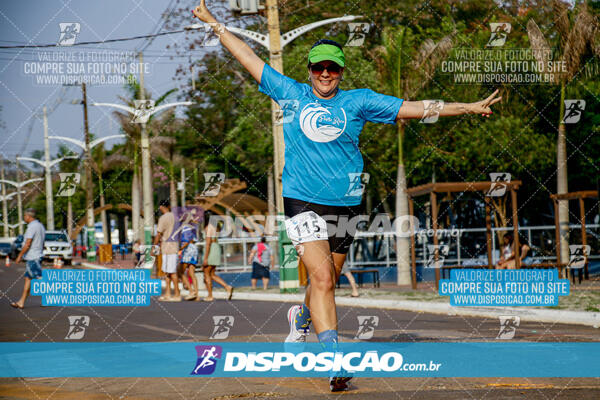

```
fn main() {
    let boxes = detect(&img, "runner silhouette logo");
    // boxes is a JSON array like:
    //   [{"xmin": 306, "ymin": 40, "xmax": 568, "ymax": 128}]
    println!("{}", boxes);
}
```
[
  {"xmin": 275, "ymin": 100, "xmax": 299, "ymax": 125},
  {"xmin": 425, "ymin": 245, "xmax": 449, "ymax": 269},
  {"xmin": 56, "ymin": 173, "xmax": 80, "ymax": 197},
  {"xmin": 355, "ymin": 316, "xmax": 379, "ymax": 340},
  {"xmin": 210, "ymin": 316, "xmax": 234, "ymax": 339},
  {"xmin": 420, "ymin": 100, "xmax": 444, "ymax": 124},
  {"xmin": 567, "ymin": 245, "xmax": 591, "ymax": 269},
  {"xmin": 562, "ymin": 100, "xmax": 585, "ymax": 124},
  {"xmin": 201, "ymin": 173, "xmax": 225, "ymax": 197},
  {"xmin": 299, "ymin": 103, "xmax": 347, "ymax": 143},
  {"xmin": 486, "ymin": 23, "xmax": 511, "ymax": 47},
  {"xmin": 496, "ymin": 315, "xmax": 520, "ymax": 339},
  {"xmin": 346, "ymin": 23, "xmax": 370, "ymax": 47},
  {"xmin": 191, "ymin": 345, "xmax": 222, "ymax": 375},
  {"xmin": 486, "ymin": 172, "xmax": 511, "ymax": 197},
  {"xmin": 131, "ymin": 100, "xmax": 155, "ymax": 124},
  {"xmin": 345, "ymin": 173, "xmax": 370, "ymax": 197},
  {"xmin": 65, "ymin": 316, "xmax": 90, "ymax": 340},
  {"xmin": 58, "ymin": 23, "xmax": 80, "ymax": 46}
]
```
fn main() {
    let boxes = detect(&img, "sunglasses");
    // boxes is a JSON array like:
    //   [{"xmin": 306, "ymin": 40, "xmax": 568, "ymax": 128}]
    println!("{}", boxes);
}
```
[{"xmin": 309, "ymin": 63, "xmax": 342, "ymax": 74}]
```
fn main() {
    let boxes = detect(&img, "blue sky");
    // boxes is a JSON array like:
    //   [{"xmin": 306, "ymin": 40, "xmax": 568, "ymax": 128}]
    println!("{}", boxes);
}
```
[{"xmin": 0, "ymin": 0, "xmax": 206, "ymax": 164}]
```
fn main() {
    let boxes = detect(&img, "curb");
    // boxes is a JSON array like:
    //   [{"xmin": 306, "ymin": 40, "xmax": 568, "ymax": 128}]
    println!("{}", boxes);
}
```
[
  {"xmin": 206, "ymin": 291, "xmax": 600, "ymax": 328},
  {"xmin": 75, "ymin": 262, "xmax": 600, "ymax": 328}
]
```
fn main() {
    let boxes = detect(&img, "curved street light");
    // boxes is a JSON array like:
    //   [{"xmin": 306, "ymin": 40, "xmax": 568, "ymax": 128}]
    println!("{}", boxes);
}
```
[
  {"xmin": 0, "ymin": 177, "xmax": 43, "ymax": 235},
  {"xmin": 17, "ymin": 155, "xmax": 78, "ymax": 230}
]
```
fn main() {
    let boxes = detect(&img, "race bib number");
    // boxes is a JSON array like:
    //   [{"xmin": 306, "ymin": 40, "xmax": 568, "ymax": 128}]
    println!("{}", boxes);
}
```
[{"xmin": 285, "ymin": 211, "xmax": 328, "ymax": 245}]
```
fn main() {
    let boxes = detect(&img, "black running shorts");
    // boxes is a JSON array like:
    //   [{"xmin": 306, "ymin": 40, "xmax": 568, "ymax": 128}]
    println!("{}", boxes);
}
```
[{"xmin": 283, "ymin": 197, "xmax": 361, "ymax": 255}]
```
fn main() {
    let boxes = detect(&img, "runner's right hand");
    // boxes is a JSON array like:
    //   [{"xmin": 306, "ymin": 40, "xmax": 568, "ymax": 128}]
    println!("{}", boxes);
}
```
[{"xmin": 192, "ymin": 0, "xmax": 215, "ymax": 23}]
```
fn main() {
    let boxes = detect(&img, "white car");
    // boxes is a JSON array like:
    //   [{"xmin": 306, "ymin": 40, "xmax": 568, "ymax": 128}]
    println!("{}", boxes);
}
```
[{"xmin": 43, "ymin": 230, "xmax": 73, "ymax": 265}]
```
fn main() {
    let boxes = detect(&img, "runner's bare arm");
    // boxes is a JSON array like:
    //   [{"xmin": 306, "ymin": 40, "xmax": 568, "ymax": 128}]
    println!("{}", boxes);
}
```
[
  {"xmin": 153, "ymin": 232, "xmax": 162, "ymax": 246},
  {"xmin": 396, "ymin": 89, "xmax": 502, "ymax": 120},
  {"xmin": 192, "ymin": 0, "xmax": 265, "ymax": 83}
]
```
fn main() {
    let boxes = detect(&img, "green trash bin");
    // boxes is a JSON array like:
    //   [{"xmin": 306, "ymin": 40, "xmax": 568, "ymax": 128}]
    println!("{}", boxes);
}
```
[{"xmin": 278, "ymin": 213, "xmax": 299, "ymax": 293}]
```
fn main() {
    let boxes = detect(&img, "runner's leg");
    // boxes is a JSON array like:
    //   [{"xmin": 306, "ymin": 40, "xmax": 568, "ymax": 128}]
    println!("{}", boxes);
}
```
[
  {"xmin": 299, "ymin": 240, "xmax": 337, "ymax": 335},
  {"xmin": 300, "ymin": 251, "xmax": 347, "ymax": 328},
  {"xmin": 203, "ymin": 266, "xmax": 214, "ymax": 300}
]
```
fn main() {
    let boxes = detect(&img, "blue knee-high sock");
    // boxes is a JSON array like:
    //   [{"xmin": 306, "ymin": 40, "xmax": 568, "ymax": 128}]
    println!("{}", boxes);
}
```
[
  {"xmin": 294, "ymin": 303, "xmax": 312, "ymax": 331},
  {"xmin": 317, "ymin": 329, "xmax": 338, "ymax": 352}
]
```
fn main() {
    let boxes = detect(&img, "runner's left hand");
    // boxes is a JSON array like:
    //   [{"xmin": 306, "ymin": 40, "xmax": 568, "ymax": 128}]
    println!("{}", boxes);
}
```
[{"xmin": 470, "ymin": 89, "xmax": 502, "ymax": 117}]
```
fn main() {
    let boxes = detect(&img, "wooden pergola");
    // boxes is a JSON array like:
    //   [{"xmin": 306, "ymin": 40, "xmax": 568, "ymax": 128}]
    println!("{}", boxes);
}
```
[
  {"xmin": 406, "ymin": 181, "xmax": 522, "ymax": 289},
  {"xmin": 192, "ymin": 178, "xmax": 269, "ymax": 234},
  {"xmin": 550, "ymin": 190, "xmax": 599, "ymax": 281}
]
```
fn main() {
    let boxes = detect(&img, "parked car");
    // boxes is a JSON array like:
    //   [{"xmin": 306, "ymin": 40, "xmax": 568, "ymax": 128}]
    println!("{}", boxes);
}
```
[
  {"xmin": 43, "ymin": 230, "xmax": 73, "ymax": 265},
  {"xmin": 0, "ymin": 240, "xmax": 11, "ymax": 258},
  {"xmin": 10, "ymin": 235, "xmax": 24, "ymax": 259}
]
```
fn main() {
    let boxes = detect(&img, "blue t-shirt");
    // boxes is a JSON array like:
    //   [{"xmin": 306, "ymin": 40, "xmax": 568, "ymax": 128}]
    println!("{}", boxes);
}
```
[{"xmin": 259, "ymin": 64, "xmax": 403, "ymax": 206}]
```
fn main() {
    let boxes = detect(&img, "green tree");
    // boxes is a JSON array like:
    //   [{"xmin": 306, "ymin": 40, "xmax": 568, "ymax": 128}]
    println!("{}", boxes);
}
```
[{"xmin": 526, "ymin": 0, "xmax": 599, "ymax": 263}]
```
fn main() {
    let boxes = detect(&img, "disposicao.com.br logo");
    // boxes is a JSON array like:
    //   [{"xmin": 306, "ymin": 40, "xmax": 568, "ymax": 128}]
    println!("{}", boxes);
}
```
[{"xmin": 189, "ymin": 344, "xmax": 442, "ymax": 377}]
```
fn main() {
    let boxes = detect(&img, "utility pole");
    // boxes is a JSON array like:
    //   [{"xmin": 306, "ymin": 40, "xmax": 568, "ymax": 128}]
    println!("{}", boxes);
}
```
[
  {"xmin": 138, "ymin": 52, "xmax": 154, "ymax": 246},
  {"xmin": 15, "ymin": 158, "xmax": 23, "ymax": 235},
  {"xmin": 0, "ymin": 156, "xmax": 7, "ymax": 237},
  {"xmin": 42, "ymin": 106, "xmax": 55, "ymax": 230},
  {"xmin": 180, "ymin": 167, "xmax": 185, "ymax": 207},
  {"xmin": 266, "ymin": 0, "xmax": 284, "ymax": 214},
  {"xmin": 83, "ymin": 83, "xmax": 96, "ymax": 261}
]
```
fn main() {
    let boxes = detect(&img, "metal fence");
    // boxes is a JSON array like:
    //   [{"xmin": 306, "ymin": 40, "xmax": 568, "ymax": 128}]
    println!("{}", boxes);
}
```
[
  {"xmin": 196, "ymin": 224, "xmax": 600, "ymax": 271},
  {"xmin": 348, "ymin": 224, "xmax": 600, "ymax": 268}
]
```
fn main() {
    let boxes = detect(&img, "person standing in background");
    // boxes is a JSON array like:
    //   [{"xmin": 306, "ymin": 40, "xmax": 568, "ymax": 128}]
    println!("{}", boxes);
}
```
[
  {"xmin": 202, "ymin": 211, "xmax": 234, "ymax": 301},
  {"xmin": 10, "ymin": 208, "xmax": 45, "ymax": 309},
  {"xmin": 154, "ymin": 200, "xmax": 181, "ymax": 301},
  {"xmin": 180, "ymin": 225, "xmax": 199, "ymax": 300},
  {"xmin": 340, "ymin": 261, "xmax": 360, "ymax": 297},
  {"xmin": 133, "ymin": 239, "xmax": 141, "ymax": 266},
  {"xmin": 248, "ymin": 236, "xmax": 274, "ymax": 290}
]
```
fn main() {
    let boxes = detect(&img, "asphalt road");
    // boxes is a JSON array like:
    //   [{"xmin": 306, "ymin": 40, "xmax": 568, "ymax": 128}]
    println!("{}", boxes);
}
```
[{"xmin": 1, "ymin": 262, "xmax": 599, "ymax": 399}]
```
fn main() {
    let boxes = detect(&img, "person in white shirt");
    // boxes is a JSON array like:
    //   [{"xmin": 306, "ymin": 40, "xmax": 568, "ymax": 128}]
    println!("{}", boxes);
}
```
[{"xmin": 11, "ymin": 208, "xmax": 46, "ymax": 309}]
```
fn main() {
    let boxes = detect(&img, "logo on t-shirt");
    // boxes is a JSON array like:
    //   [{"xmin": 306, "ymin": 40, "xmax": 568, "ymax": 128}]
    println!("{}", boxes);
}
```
[{"xmin": 299, "ymin": 103, "xmax": 347, "ymax": 142}]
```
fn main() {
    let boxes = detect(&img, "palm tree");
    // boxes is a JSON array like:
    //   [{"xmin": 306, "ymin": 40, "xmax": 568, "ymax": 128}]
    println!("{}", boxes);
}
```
[
  {"xmin": 149, "ymin": 110, "xmax": 193, "ymax": 209},
  {"xmin": 111, "ymin": 80, "xmax": 179, "ymax": 241},
  {"xmin": 90, "ymin": 140, "xmax": 131, "ymax": 244},
  {"xmin": 527, "ymin": 0, "xmax": 599, "ymax": 265},
  {"xmin": 376, "ymin": 26, "xmax": 454, "ymax": 285}
]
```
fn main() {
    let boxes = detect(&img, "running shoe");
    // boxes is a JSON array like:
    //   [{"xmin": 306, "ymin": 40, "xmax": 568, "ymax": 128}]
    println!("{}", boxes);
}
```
[
  {"xmin": 329, "ymin": 376, "xmax": 352, "ymax": 392},
  {"xmin": 285, "ymin": 305, "xmax": 309, "ymax": 343}
]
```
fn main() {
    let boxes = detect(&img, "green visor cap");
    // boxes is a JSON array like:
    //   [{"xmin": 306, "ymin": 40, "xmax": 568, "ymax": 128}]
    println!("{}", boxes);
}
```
[{"xmin": 308, "ymin": 44, "xmax": 345, "ymax": 68}]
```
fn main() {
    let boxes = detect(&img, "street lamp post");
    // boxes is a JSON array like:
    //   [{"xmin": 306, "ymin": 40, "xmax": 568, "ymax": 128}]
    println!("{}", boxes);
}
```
[
  {"xmin": 17, "ymin": 153, "xmax": 77, "ymax": 232},
  {"xmin": 0, "ymin": 155, "xmax": 8, "ymax": 237},
  {"xmin": 91, "ymin": 98, "xmax": 192, "ymax": 248},
  {"xmin": 48, "ymin": 134, "xmax": 126, "ymax": 260},
  {"xmin": 0, "ymin": 191, "xmax": 23, "ymax": 238},
  {"xmin": 7, "ymin": 222, "xmax": 24, "ymax": 237},
  {"xmin": 0, "ymin": 160, "xmax": 43, "ymax": 235}
]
